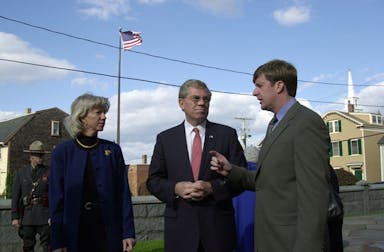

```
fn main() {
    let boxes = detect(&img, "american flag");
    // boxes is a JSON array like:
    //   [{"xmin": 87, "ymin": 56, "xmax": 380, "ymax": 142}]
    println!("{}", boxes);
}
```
[{"xmin": 120, "ymin": 31, "xmax": 142, "ymax": 50}]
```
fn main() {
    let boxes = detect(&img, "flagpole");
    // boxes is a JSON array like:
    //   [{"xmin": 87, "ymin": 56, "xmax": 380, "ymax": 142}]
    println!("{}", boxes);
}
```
[{"xmin": 117, "ymin": 27, "xmax": 122, "ymax": 144}]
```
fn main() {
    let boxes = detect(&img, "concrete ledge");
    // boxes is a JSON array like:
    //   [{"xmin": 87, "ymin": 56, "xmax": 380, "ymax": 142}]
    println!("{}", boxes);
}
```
[{"xmin": 1, "ymin": 184, "xmax": 383, "ymax": 251}]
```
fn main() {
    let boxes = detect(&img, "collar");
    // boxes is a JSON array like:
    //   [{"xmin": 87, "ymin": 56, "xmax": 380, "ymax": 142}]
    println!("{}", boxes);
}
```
[
  {"xmin": 276, "ymin": 98, "xmax": 296, "ymax": 122},
  {"xmin": 184, "ymin": 120, "xmax": 207, "ymax": 135}
]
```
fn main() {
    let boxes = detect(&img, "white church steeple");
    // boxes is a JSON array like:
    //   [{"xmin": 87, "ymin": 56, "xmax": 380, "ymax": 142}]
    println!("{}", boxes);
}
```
[{"xmin": 345, "ymin": 69, "xmax": 359, "ymax": 112}]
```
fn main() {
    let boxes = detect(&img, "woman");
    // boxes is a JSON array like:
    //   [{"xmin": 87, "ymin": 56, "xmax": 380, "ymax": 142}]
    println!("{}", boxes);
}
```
[{"xmin": 49, "ymin": 93, "xmax": 136, "ymax": 252}]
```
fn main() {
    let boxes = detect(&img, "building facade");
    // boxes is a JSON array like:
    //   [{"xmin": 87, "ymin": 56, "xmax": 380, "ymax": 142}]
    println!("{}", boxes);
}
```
[{"xmin": 323, "ymin": 110, "xmax": 384, "ymax": 183}]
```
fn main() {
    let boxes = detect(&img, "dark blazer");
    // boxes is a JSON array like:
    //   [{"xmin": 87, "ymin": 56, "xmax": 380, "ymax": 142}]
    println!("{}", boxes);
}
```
[
  {"xmin": 147, "ymin": 120, "xmax": 247, "ymax": 252},
  {"xmin": 49, "ymin": 139, "xmax": 135, "ymax": 252},
  {"xmin": 229, "ymin": 102, "xmax": 330, "ymax": 252}
]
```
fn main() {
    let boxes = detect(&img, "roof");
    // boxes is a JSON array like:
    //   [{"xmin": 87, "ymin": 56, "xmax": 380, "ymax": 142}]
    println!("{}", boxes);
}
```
[
  {"xmin": 0, "ymin": 107, "xmax": 68, "ymax": 144},
  {"xmin": 323, "ymin": 110, "xmax": 384, "ymax": 130},
  {"xmin": 0, "ymin": 113, "xmax": 34, "ymax": 143},
  {"xmin": 323, "ymin": 111, "xmax": 365, "ymax": 125}
]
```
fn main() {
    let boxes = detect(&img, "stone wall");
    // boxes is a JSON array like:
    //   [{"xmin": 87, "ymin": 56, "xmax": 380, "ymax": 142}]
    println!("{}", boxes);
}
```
[
  {"xmin": 1, "ymin": 184, "xmax": 383, "ymax": 251},
  {"xmin": 339, "ymin": 183, "xmax": 384, "ymax": 216}
]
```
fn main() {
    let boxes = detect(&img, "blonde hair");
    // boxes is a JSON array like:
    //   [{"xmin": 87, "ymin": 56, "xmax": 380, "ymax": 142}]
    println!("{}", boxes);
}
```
[{"xmin": 64, "ymin": 93, "xmax": 110, "ymax": 137}]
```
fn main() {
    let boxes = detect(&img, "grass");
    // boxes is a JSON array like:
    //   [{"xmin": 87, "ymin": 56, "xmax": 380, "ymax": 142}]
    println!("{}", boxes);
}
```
[{"xmin": 133, "ymin": 240, "xmax": 164, "ymax": 252}]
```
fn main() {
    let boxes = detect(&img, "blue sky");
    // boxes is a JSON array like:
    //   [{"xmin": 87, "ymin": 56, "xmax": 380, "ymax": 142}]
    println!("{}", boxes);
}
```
[{"xmin": 1, "ymin": 0, "xmax": 384, "ymax": 163}]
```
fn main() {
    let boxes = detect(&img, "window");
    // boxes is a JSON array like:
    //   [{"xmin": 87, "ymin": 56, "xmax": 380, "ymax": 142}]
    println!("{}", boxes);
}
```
[
  {"xmin": 51, "ymin": 120, "xmax": 60, "ymax": 136},
  {"xmin": 348, "ymin": 138, "xmax": 362, "ymax": 155},
  {"xmin": 330, "ymin": 142, "xmax": 343, "ymax": 157},
  {"xmin": 371, "ymin": 115, "xmax": 383, "ymax": 125},
  {"xmin": 328, "ymin": 120, "xmax": 341, "ymax": 133},
  {"xmin": 372, "ymin": 115, "xmax": 377, "ymax": 124}
]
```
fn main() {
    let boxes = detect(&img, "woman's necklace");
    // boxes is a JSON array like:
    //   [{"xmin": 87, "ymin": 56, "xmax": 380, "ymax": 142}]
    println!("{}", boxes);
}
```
[{"xmin": 75, "ymin": 138, "xmax": 99, "ymax": 149}]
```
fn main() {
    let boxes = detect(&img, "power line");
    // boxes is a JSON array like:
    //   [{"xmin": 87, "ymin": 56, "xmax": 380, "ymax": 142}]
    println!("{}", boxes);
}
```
[
  {"xmin": 1, "ymin": 57, "xmax": 383, "ymax": 108},
  {"xmin": 1, "ymin": 15, "xmax": 384, "ymax": 88},
  {"xmin": 0, "ymin": 15, "xmax": 249, "ymax": 75}
]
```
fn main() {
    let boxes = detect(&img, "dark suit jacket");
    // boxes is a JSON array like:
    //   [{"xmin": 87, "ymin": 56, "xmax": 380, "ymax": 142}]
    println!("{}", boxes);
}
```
[
  {"xmin": 147, "ymin": 120, "xmax": 247, "ymax": 252},
  {"xmin": 49, "ymin": 139, "xmax": 135, "ymax": 252},
  {"xmin": 229, "ymin": 102, "xmax": 330, "ymax": 252}
]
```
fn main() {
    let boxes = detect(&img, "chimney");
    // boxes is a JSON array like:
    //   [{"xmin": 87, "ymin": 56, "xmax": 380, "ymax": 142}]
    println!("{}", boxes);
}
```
[
  {"xmin": 26, "ymin": 108, "xmax": 32, "ymax": 114},
  {"xmin": 141, "ymin": 154, "xmax": 147, "ymax": 164},
  {"xmin": 347, "ymin": 100, "xmax": 355, "ymax": 113}
]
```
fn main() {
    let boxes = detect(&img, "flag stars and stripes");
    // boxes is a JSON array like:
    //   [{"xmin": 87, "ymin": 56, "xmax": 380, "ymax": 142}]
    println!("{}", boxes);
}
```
[{"xmin": 120, "ymin": 31, "xmax": 142, "ymax": 50}]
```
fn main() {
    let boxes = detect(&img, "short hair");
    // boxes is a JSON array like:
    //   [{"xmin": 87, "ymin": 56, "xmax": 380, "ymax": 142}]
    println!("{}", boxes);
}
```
[
  {"xmin": 253, "ymin": 59, "xmax": 297, "ymax": 97},
  {"xmin": 178, "ymin": 79, "xmax": 212, "ymax": 99},
  {"xmin": 64, "ymin": 93, "xmax": 110, "ymax": 137}
]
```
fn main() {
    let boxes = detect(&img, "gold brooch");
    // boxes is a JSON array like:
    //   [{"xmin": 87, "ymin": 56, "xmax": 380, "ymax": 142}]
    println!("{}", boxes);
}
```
[{"xmin": 105, "ymin": 150, "xmax": 112, "ymax": 156}]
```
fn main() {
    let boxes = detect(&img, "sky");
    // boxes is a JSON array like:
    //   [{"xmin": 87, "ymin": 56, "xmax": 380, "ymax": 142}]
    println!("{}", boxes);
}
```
[{"xmin": 1, "ymin": 0, "xmax": 384, "ymax": 164}]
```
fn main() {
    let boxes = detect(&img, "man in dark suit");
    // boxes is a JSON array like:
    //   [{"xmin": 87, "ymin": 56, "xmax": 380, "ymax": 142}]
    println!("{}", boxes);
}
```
[
  {"xmin": 147, "ymin": 79, "xmax": 247, "ymax": 252},
  {"xmin": 211, "ymin": 59, "xmax": 330, "ymax": 252}
]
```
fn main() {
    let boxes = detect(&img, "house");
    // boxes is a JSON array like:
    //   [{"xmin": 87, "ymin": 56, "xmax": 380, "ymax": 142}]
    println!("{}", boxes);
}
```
[
  {"xmin": 0, "ymin": 107, "xmax": 71, "ymax": 196},
  {"xmin": 323, "ymin": 106, "xmax": 384, "ymax": 183}
]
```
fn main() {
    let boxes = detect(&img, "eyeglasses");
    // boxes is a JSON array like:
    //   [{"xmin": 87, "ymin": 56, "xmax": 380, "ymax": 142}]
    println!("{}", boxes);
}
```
[{"xmin": 186, "ymin": 95, "xmax": 211, "ymax": 104}]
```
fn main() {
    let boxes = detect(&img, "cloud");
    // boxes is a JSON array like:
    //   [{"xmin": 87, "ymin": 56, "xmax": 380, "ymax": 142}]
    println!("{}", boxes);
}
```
[
  {"xmin": 0, "ymin": 32, "xmax": 74, "ymax": 84},
  {"xmin": 183, "ymin": 0, "xmax": 244, "ymax": 17},
  {"xmin": 71, "ymin": 76, "xmax": 109, "ymax": 89},
  {"xmin": 0, "ymin": 111, "xmax": 23, "ymax": 122},
  {"xmin": 299, "ymin": 72, "xmax": 337, "ymax": 90},
  {"xmin": 137, "ymin": 0, "xmax": 166, "ymax": 3},
  {"xmin": 364, "ymin": 73, "xmax": 384, "ymax": 83},
  {"xmin": 78, "ymin": 0, "xmax": 131, "ymax": 20},
  {"xmin": 273, "ymin": 6, "xmax": 310, "ymax": 26},
  {"xmin": 98, "ymin": 86, "xmax": 269, "ymax": 163},
  {"xmin": 78, "ymin": 0, "xmax": 244, "ymax": 19},
  {"xmin": 357, "ymin": 81, "xmax": 384, "ymax": 113}
]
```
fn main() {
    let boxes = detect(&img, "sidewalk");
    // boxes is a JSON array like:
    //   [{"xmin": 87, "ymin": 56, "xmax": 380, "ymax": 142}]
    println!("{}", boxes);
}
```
[{"xmin": 343, "ymin": 213, "xmax": 384, "ymax": 252}]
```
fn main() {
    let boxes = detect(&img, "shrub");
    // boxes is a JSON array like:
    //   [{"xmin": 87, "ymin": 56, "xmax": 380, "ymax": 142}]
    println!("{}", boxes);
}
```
[{"xmin": 335, "ymin": 168, "xmax": 358, "ymax": 186}]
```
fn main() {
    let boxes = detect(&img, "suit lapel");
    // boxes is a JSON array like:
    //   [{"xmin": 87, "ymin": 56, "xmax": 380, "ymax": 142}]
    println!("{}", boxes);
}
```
[
  {"xmin": 199, "ymin": 121, "xmax": 215, "ymax": 179},
  {"xmin": 257, "ymin": 102, "xmax": 301, "ymax": 171}
]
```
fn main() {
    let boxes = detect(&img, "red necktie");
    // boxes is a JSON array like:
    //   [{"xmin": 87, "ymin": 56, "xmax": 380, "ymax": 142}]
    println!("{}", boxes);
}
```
[{"xmin": 191, "ymin": 128, "xmax": 202, "ymax": 181}]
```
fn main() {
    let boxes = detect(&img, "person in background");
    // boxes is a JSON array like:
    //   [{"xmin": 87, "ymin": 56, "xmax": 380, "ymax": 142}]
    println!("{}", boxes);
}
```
[
  {"xmin": 327, "ymin": 165, "xmax": 344, "ymax": 252},
  {"xmin": 11, "ymin": 140, "xmax": 50, "ymax": 252},
  {"xmin": 147, "ymin": 79, "xmax": 247, "ymax": 252},
  {"xmin": 211, "ymin": 59, "xmax": 330, "ymax": 252},
  {"xmin": 49, "ymin": 93, "xmax": 135, "ymax": 252}
]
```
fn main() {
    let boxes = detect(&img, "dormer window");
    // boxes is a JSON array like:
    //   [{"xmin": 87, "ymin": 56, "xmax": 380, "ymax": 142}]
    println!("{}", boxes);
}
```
[
  {"xmin": 371, "ymin": 115, "xmax": 383, "ymax": 125},
  {"xmin": 51, "ymin": 120, "xmax": 60, "ymax": 136}
]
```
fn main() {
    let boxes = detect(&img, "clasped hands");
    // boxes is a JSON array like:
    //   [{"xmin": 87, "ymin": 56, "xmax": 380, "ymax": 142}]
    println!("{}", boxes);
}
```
[
  {"xmin": 175, "ymin": 180, "xmax": 212, "ymax": 201},
  {"xmin": 174, "ymin": 151, "xmax": 233, "ymax": 201}
]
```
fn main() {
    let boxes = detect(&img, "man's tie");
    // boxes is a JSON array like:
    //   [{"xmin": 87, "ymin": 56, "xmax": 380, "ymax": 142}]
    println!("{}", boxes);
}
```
[
  {"xmin": 266, "ymin": 115, "xmax": 278, "ymax": 136},
  {"xmin": 191, "ymin": 128, "xmax": 202, "ymax": 181}
]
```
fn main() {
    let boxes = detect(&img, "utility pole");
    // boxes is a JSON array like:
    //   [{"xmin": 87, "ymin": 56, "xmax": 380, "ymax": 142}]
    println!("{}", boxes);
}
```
[{"xmin": 235, "ymin": 117, "xmax": 253, "ymax": 148}]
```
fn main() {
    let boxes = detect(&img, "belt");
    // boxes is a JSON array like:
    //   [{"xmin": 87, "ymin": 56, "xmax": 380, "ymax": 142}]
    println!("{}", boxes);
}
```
[
  {"xmin": 83, "ymin": 202, "xmax": 99, "ymax": 211},
  {"xmin": 30, "ymin": 198, "xmax": 42, "ymax": 205}
]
